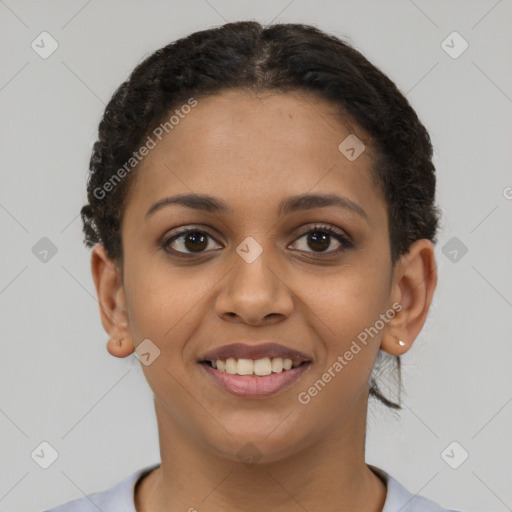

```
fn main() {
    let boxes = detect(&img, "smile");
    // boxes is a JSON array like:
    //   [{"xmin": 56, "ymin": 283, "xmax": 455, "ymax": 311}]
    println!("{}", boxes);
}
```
[
  {"xmin": 199, "ymin": 358, "xmax": 312, "ymax": 398},
  {"xmin": 205, "ymin": 357, "xmax": 302, "ymax": 375}
]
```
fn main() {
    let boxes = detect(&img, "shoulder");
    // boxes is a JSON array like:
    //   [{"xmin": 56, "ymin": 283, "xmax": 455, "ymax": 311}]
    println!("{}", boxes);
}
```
[
  {"xmin": 369, "ymin": 465, "xmax": 463, "ymax": 512},
  {"xmin": 41, "ymin": 464, "xmax": 160, "ymax": 512}
]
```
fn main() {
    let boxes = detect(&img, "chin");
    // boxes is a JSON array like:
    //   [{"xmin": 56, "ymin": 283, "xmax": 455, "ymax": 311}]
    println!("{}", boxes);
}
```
[{"xmin": 204, "ymin": 416, "xmax": 313, "ymax": 465}]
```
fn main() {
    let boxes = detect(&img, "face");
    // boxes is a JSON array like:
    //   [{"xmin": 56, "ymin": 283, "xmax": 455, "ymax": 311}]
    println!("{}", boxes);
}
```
[{"xmin": 103, "ymin": 89, "xmax": 406, "ymax": 462}]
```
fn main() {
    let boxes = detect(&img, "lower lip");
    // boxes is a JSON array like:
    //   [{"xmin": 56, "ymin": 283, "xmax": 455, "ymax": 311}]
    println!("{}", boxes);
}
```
[{"xmin": 199, "ymin": 362, "xmax": 312, "ymax": 398}]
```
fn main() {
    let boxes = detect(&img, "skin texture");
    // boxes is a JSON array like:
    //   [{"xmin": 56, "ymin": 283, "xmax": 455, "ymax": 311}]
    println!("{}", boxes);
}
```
[{"xmin": 91, "ymin": 89, "xmax": 437, "ymax": 512}]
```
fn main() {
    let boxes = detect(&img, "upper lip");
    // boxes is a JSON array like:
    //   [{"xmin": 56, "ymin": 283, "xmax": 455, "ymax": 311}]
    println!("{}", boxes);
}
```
[{"xmin": 199, "ymin": 342, "xmax": 312, "ymax": 364}]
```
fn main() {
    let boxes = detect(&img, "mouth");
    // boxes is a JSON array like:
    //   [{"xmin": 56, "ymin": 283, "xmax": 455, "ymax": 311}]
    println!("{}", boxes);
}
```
[
  {"xmin": 200, "ymin": 357, "xmax": 308, "ymax": 374},
  {"xmin": 197, "ymin": 343, "xmax": 313, "ymax": 398}
]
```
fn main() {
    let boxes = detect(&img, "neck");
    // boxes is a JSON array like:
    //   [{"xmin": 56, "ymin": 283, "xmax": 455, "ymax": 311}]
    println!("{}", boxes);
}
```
[{"xmin": 135, "ymin": 392, "xmax": 387, "ymax": 512}]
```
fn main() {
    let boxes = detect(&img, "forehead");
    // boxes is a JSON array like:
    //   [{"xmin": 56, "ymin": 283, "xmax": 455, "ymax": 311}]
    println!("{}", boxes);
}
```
[{"xmin": 124, "ymin": 89, "xmax": 385, "ymax": 224}]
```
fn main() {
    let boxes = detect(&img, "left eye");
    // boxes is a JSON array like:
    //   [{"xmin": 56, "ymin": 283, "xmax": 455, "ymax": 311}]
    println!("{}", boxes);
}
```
[{"xmin": 289, "ymin": 227, "xmax": 351, "ymax": 254}]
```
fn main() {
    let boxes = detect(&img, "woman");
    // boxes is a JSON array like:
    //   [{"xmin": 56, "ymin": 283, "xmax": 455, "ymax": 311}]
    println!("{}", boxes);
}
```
[{"xmin": 45, "ymin": 21, "xmax": 460, "ymax": 512}]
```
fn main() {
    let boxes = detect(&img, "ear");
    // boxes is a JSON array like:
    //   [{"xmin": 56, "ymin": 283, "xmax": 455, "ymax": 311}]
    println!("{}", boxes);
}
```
[
  {"xmin": 91, "ymin": 244, "xmax": 134, "ymax": 358},
  {"xmin": 380, "ymin": 239, "xmax": 438, "ymax": 355}
]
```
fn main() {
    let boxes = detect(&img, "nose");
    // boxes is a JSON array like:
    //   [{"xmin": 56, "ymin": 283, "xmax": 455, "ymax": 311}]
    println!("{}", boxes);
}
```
[{"xmin": 215, "ymin": 251, "xmax": 294, "ymax": 326}]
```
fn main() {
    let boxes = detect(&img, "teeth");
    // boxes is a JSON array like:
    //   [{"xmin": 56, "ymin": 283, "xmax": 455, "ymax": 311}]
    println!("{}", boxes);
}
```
[
  {"xmin": 237, "ymin": 358, "xmax": 254, "ymax": 375},
  {"xmin": 225, "ymin": 357, "xmax": 237, "ymax": 374},
  {"xmin": 254, "ymin": 358, "xmax": 272, "ymax": 376},
  {"xmin": 271, "ymin": 358, "xmax": 283, "ymax": 373},
  {"xmin": 211, "ymin": 357, "xmax": 302, "ymax": 376}
]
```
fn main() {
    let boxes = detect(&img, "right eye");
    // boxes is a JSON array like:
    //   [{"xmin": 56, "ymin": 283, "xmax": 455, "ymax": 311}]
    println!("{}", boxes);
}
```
[{"xmin": 160, "ymin": 227, "xmax": 223, "ymax": 256}]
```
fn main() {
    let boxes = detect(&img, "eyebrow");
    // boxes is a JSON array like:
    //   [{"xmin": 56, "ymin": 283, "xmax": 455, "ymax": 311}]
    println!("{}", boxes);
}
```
[{"xmin": 145, "ymin": 192, "xmax": 369, "ymax": 222}]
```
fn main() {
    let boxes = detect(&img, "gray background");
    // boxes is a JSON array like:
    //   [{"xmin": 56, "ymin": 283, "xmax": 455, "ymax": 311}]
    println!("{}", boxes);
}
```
[{"xmin": 1, "ymin": 1, "xmax": 511, "ymax": 511}]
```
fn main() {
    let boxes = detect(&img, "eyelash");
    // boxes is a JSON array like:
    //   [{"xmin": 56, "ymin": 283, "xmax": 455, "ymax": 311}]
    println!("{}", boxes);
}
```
[{"xmin": 159, "ymin": 224, "xmax": 353, "ymax": 259}]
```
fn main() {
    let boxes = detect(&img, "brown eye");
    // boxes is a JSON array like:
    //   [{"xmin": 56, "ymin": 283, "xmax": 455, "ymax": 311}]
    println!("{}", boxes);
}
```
[
  {"xmin": 182, "ymin": 232, "xmax": 208, "ymax": 252},
  {"xmin": 289, "ymin": 225, "xmax": 352, "ymax": 255},
  {"xmin": 161, "ymin": 229, "xmax": 222, "ymax": 255},
  {"xmin": 306, "ymin": 232, "xmax": 331, "ymax": 252}
]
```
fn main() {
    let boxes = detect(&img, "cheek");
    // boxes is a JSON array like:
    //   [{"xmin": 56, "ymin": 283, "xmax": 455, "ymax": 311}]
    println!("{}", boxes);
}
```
[
  {"xmin": 123, "ymin": 263, "xmax": 216, "ymax": 399},
  {"xmin": 303, "ymin": 259, "xmax": 390, "ymax": 349},
  {"xmin": 323, "ymin": 283, "xmax": 388, "ymax": 344},
  {"xmin": 294, "ymin": 266, "xmax": 389, "ymax": 426},
  {"xmin": 123, "ymin": 258, "xmax": 210, "ymax": 348}
]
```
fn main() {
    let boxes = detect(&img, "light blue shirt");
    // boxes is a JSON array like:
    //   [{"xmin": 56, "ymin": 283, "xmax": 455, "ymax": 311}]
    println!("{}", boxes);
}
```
[{"xmin": 42, "ymin": 463, "xmax": 461, "ymax": 512}]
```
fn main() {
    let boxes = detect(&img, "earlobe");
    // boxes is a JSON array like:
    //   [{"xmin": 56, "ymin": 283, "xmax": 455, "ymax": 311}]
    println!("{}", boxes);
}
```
[
  {"xmin": 91, "ymin": 244, "xmax": 134, "ymax": 357},
  {"xmin": 106, "ymin": 337, "xmax": 135, "ymax": 358},
  {"xmin": 380, "ymin": 239, "xmax": 438, "ymax": 356}
]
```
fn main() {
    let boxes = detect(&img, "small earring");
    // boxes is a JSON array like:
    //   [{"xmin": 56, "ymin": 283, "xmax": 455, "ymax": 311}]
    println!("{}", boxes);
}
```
[{"xmin": 398, "ymin": 339, "xmax": 406, "ymax": 346}]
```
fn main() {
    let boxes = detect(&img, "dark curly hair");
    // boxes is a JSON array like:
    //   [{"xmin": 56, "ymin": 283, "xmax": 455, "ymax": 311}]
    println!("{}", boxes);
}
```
[{"xmin": 81, "ymin": 21, "xmax": 440, "ymax": 410}]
